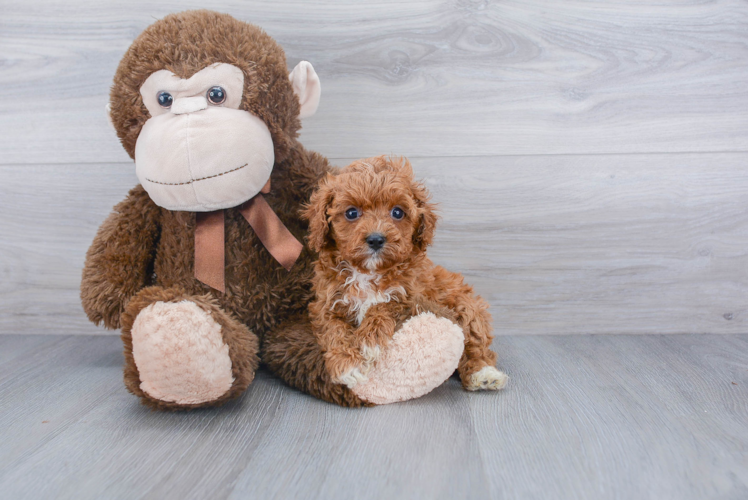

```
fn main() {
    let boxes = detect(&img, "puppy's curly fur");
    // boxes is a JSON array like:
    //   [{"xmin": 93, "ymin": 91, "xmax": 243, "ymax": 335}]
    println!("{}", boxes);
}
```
[{"xmin": 303, "ymin": 156, "xmax": 506, "ymax": 391}]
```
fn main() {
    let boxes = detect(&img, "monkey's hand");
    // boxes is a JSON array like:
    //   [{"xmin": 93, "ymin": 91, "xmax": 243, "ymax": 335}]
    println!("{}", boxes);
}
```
[{"xmin": 81, "ymin": 186, "xmax": 161, "ymax": 330}]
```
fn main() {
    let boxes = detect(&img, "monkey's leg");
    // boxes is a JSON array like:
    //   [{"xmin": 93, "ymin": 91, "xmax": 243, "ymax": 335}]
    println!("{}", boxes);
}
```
[
  {"xmin": 263, "ymin": 311, "xmax": 465, "ymax": 406},
  {"xmin": 120, "ymin": 286, "xmax": 259, "ymax": 410},
  {"xmin": 262, "ymin": 315, "xmax": 371, "ymax": 407}
]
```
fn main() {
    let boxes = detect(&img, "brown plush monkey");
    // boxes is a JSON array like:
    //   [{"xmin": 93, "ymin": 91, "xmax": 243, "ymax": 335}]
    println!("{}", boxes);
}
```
[
  {"xmin": 83, "ymin": 10, "xmax": 464, "ymax": 410},
  {"xmin": 82, "ymin": 10, "xmax": 329, "ymax": 410}
]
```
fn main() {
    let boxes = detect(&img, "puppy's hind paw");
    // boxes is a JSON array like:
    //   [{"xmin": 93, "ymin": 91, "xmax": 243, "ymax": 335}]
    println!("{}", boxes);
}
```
[{"xmin": 466, "ymin": 366, "xmax": 509, "ymax": 391}]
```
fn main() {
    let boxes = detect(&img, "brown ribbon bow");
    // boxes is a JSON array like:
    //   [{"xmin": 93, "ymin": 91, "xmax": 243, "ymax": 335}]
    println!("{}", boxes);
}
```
[{"xmin": 194, "ymin": 180, "xmax": 303, "ymax": 292}]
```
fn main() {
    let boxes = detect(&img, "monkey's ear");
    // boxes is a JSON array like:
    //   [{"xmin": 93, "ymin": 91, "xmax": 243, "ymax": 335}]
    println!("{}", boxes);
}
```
[
  {"xmin": 289, "ymin": 61, "xmax": 321, "ymax": 119},
  {"xmin": 105, "ymin": 103, "xmax": 115, "ymax": 130},
  {"xmin": 302, "ymin": 174, "xmax": 335, "ymax": 252}
]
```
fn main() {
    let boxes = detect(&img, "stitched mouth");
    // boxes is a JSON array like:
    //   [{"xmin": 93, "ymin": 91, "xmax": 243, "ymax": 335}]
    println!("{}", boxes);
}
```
[{"xmin": 145, "ymin": 163, "xmax": 248, "ymax": 186}]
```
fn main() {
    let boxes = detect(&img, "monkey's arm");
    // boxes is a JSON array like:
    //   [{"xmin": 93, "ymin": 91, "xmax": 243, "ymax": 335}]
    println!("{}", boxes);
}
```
[{"xmin": 81, "ymin": 185, "xmax": 161, "ymax": 329}]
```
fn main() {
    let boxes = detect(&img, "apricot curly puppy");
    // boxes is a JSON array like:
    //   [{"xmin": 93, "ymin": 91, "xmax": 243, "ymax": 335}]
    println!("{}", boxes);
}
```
[{"xmin": 303, "ymin": 155, "xmax": 508, "ymax": 391}]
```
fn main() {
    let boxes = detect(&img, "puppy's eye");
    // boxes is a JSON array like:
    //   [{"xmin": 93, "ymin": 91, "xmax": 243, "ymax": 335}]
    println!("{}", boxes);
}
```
[
  {"xmin": 207, "ymin": 86, "xmax": 226, "ymax": 105},
  {"xmin": 391, "ymin": 207, "xmax": 405, "ymax": 220},
  {"xmin": 344, "ymin": 207, "xmax": 360, "ymax": 221},
  {"xmin": 157, "ymin": 91, "xmax": 173, "ymax": 108}
]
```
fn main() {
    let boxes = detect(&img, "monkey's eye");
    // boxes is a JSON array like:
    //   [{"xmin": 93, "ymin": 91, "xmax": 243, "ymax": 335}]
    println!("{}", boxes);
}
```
[
  {"xmin": 391, "ymin": 207, "xmax": 405, "ymax": 220},
  {"xmin": 157, "ymin": 91, "xmax": 173, "ymax": 108},
  {"xmin": 207, "ymin": 86, "xmax": 226, "ymax": 105},
  {"xmin": 344, "ymin": 207, "xmax": 360, "ymax": 221}
]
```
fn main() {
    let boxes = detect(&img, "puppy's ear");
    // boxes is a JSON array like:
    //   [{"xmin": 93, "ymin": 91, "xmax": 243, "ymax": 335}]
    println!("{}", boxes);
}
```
[
  {"xmin": 302, "ymin": 174, "xmax": 336, "ymax": 252},
  {"xmin": 411, "ymin": 179, "xmax": 438, "ymax": 252}
]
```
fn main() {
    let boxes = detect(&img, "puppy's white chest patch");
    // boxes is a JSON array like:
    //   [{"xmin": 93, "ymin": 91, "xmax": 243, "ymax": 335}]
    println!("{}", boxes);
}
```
[{"xmin": 333, "ymin": 266, "xmax": 405, "ymax": 325}]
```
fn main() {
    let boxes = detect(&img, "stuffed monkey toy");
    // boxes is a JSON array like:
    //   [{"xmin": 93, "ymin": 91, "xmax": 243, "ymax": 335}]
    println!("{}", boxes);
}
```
[{"xmin": 82, "ymin": 10, "xmax": 464, "ymax": 409}]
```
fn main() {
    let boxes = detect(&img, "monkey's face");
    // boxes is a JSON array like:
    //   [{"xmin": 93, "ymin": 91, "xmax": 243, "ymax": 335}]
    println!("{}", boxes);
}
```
[
  {"xmin": 134, "ymin": 63, "xmax": 274, "ymax": 212},
  {"xmin": 109, "ymin": 12, "xmax": 321, "ymax": 211}
]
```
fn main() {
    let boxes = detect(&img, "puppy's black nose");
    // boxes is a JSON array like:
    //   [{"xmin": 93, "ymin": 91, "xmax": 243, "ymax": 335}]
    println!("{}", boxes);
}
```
[{"xmin": 366, "ymin": 233, "xmax": 386, "ymax": 251}]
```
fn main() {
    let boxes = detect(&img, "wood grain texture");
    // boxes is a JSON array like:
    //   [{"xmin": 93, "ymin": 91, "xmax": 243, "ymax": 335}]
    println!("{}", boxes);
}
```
[
  {"xmin": 0, "ymin": 334, "xmax": 746, "ymax": 500},
  {"xmin": 423, "ymin": 153, "xmax": 748, "ymax": 335},
  {"xmin": 1, "ymin": 0, "xmax": 747, "ymax": 163},
  {"xmin": 2, "ymin": 153, "xmax": 746, "ymax": 335},
  {"xmin": 0, "ymin": 164, "xmax": 137, "ymax": 335},
  {"xmin": 1, "ymin": 2, "xmax": 747, "ymax": 335}
]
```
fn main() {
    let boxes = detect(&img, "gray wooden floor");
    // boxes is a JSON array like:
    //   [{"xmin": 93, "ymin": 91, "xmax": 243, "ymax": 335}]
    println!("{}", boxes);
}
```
[{"xmin": 0, "ymin": 334, "xmax": 746, "ymax": 500}]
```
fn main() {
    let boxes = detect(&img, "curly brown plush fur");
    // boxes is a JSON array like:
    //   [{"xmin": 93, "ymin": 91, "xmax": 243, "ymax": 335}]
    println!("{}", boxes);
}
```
[
  {"xmin": 262, "ymin": 314, "xmax": 372, "ymax": 407},
  {"xmin": 109, "ymin": 10, "xmax": 301, "ymax": 164},
  {"xmin": 81, "ymin": 11, "xmax": 331, "ymax": 410}
]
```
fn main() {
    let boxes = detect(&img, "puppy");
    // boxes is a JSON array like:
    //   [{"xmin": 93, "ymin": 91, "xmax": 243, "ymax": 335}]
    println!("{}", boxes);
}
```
[{"xmin": 303, "ymin": 156, "xmax": 508, "ymax": 391}]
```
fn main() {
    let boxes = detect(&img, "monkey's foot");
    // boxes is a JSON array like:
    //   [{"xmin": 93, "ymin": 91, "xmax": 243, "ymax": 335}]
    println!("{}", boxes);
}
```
[
  {"xmin": 351, "ymin": 312, "xmax": 464, "ymax": 405},
  {"xmin": 121, "ymin": 287, "xmax": 259, "ymax": 410},
  {"xmin": 131, "ymin": 300, "xmax": 234, "ymax": 405}
]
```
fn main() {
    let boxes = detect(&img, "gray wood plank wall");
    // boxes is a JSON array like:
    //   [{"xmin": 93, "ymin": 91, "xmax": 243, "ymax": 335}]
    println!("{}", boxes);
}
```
[{"xmin": 1, "ymin": 0, "xmax": 747, "ymax": 335}]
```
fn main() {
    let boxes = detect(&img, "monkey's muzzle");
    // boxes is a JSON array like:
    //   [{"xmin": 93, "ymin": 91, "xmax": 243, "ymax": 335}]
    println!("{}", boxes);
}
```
[{"xmin": 134, "ymin": 107, "xmax": 275, "ymax": 212}]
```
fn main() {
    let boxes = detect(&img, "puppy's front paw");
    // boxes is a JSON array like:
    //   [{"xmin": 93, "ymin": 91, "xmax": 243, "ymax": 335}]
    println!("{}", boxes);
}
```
[
  {"xmin": 333, "ymin": 346, "xmax": 381, "ymax": 389},
  {"xmin": 465, "ymin": 366, "xmax": 509, "ymax": 391},
  {"xmin": 325, "ymin": 350, "xmax": 367, "ymax": 388},
  {"xmin": 361, "ymin": 344, "xmax": 381, "ymax": 365},
  {"xmin": 335, "ymin": 366, "xmax": 369, "ymax": 389}
]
